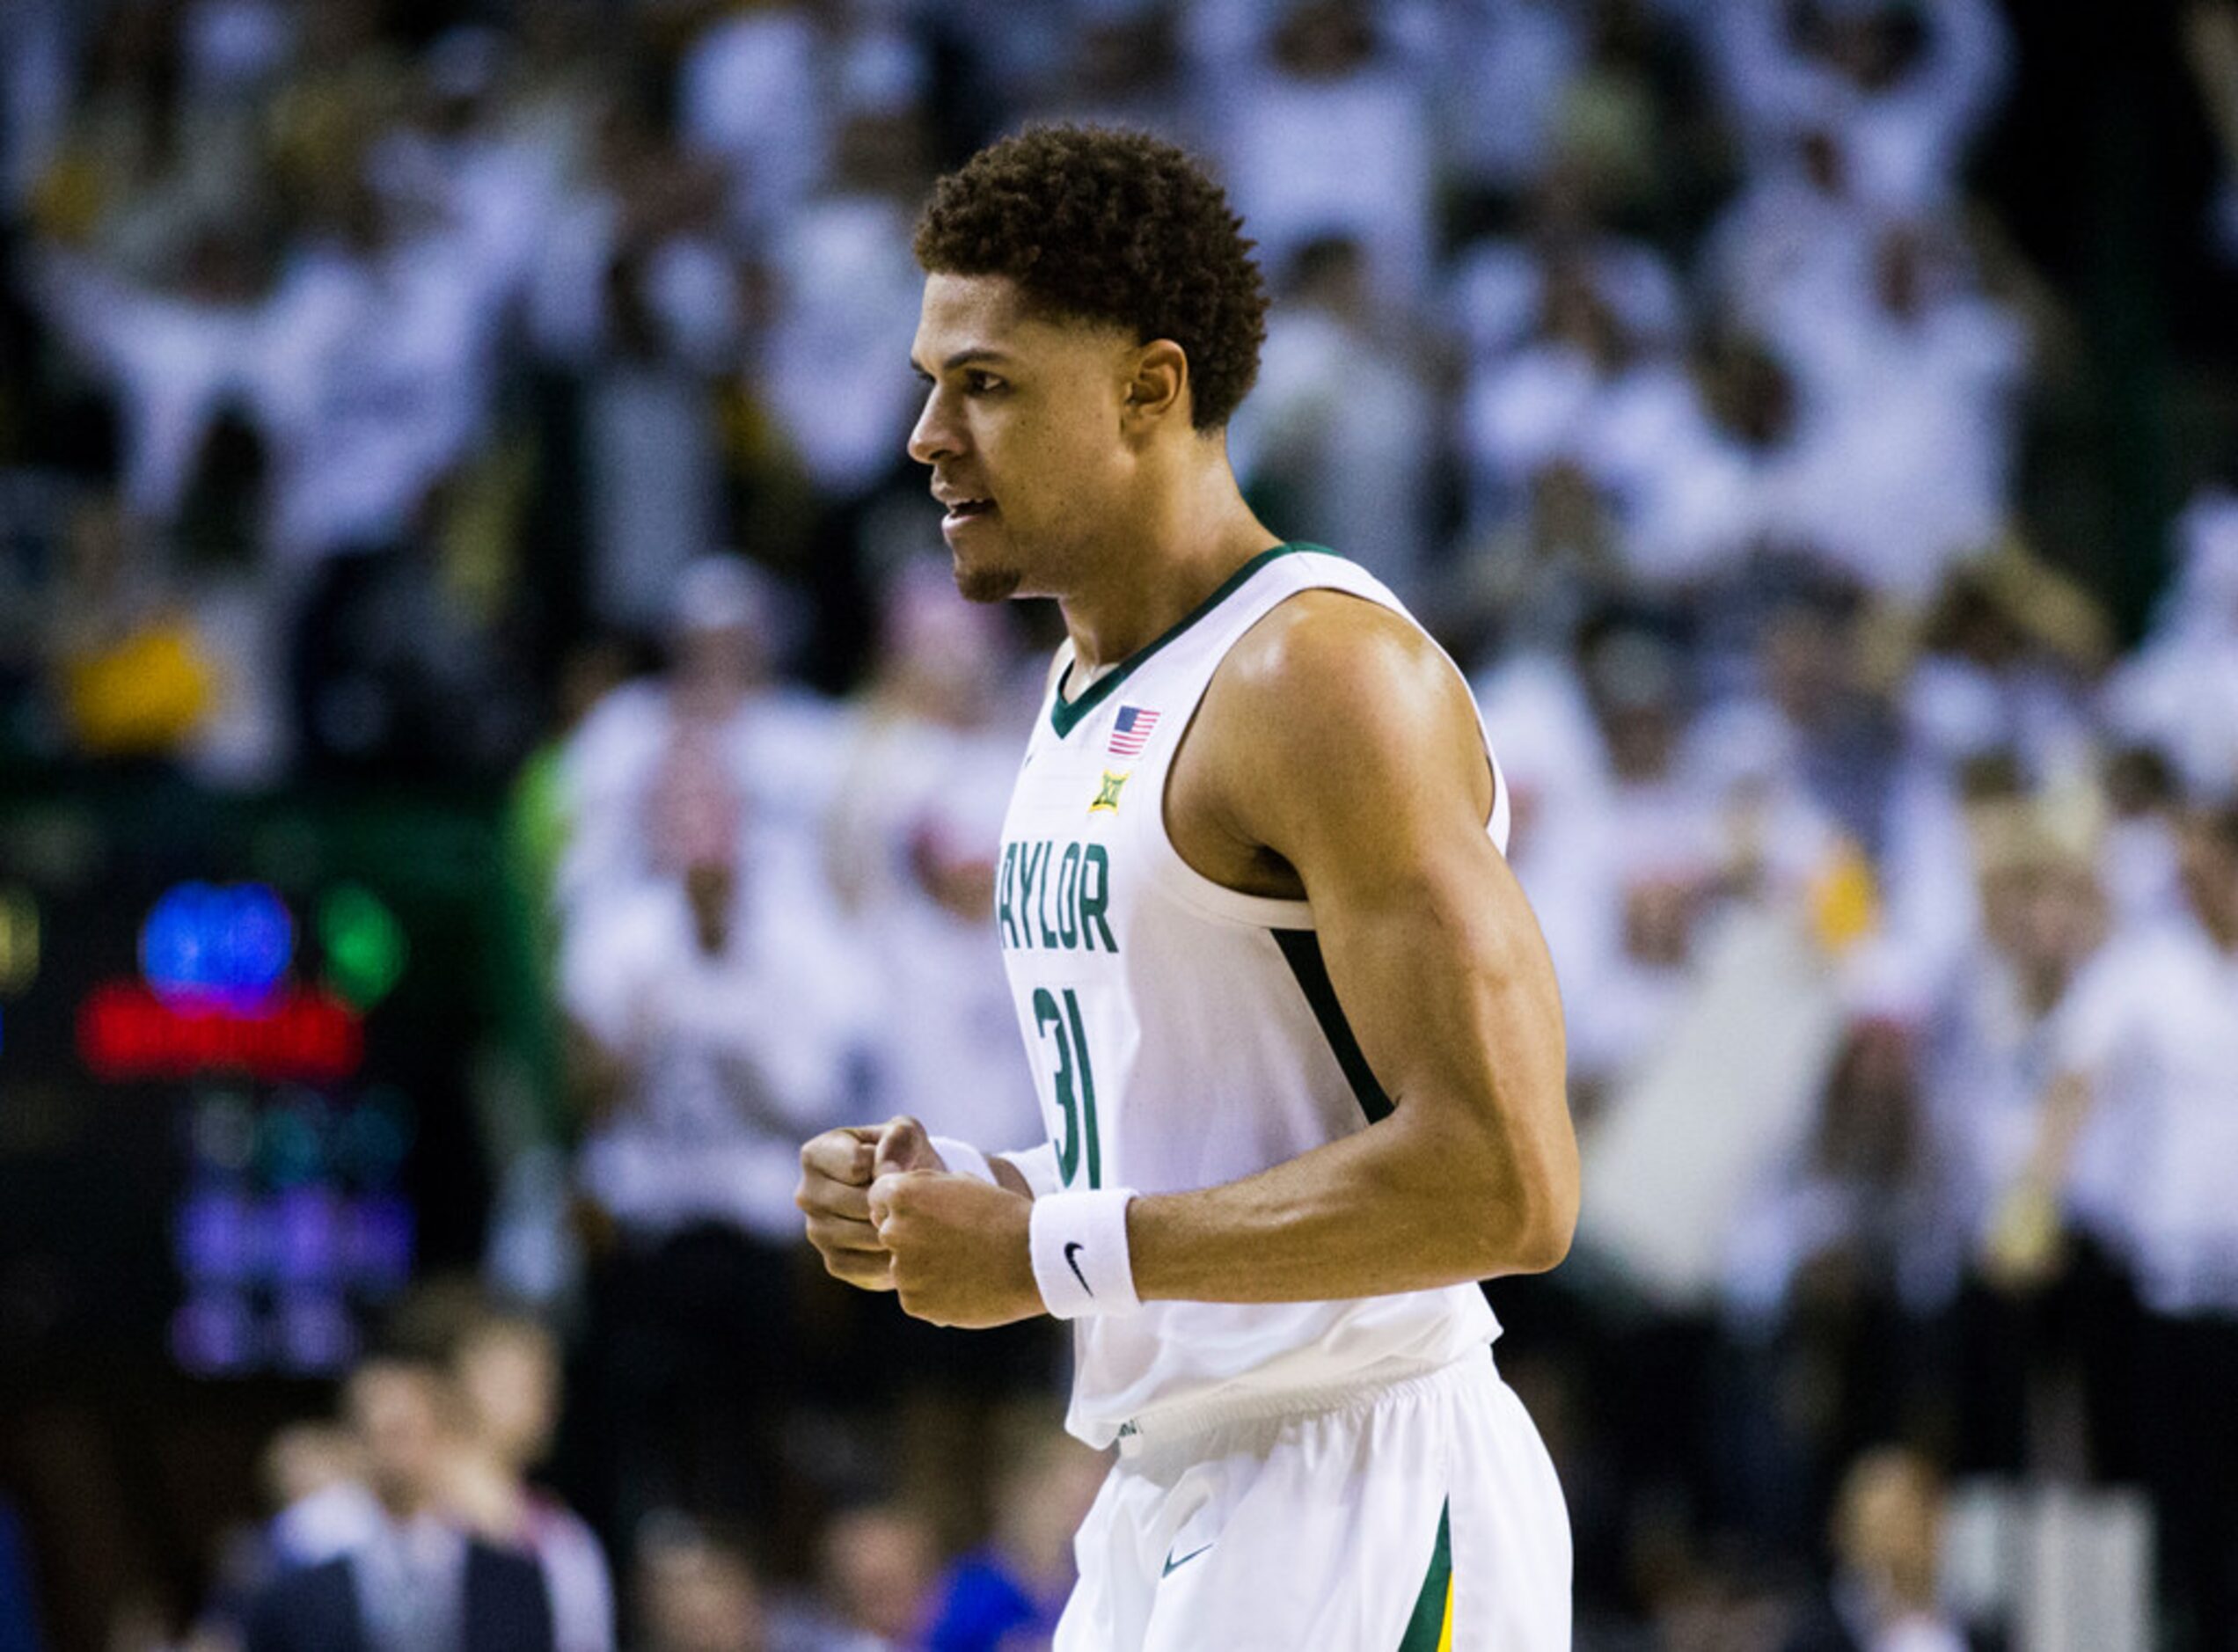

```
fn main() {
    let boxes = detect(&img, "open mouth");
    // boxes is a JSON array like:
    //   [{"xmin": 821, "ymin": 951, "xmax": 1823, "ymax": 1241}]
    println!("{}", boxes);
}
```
[{"xmin": 943, "ymin": 497, "xmax": 996, "ymax": 525}]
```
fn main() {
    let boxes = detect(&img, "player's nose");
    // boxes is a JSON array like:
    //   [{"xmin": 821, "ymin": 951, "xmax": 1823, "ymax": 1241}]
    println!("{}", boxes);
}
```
[{"xmin": 908, "ymin": 386, "xmax": 962, "ymax": 466}]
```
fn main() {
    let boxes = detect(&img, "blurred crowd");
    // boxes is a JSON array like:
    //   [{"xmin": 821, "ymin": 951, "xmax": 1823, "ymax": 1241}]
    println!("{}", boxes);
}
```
[
  {"xmin": 165, "ymin": 1279, "xmax": 1101, "ymax": 1652},
  {"xmin": 4, "ymin": 0, "xmax": 2238, "ymax": 1648}
]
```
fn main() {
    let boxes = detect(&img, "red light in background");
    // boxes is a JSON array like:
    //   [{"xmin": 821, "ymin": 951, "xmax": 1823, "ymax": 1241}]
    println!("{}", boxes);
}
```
[{"xmin": 77, "ymin": 983, "xmax": 364, "ymax": 1083}]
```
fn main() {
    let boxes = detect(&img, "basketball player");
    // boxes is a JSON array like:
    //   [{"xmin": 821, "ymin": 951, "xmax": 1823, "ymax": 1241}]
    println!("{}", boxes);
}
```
[{"xmin": 797, "ymin": 126, "xmax": 1576, "ymax": 1648}]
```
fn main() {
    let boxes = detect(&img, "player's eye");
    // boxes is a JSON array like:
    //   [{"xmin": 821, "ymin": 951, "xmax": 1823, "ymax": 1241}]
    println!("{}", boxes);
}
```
[{"xmin": 963, "ymin": 370, "xmax": 1006, "ymax": 395}]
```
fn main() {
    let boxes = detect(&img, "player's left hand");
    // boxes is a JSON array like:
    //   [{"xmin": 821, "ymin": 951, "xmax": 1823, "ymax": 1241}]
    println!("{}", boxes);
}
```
[{"xmin": 867, "ymin": 1170, "xmax": 1043, "ymax": 1329}]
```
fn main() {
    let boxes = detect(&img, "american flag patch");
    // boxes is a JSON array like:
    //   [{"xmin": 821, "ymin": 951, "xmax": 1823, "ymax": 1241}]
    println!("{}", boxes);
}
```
[{"xmin": 1108, "ymin": 705, "xmax": 1161, "ymax": 757}]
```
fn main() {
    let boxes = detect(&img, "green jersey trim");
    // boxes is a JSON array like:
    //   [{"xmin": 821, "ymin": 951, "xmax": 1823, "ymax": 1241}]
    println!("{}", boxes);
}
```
[
  {"xmin": 1046, "ymin": 542, "xmax": 1332, "ymax": 738},
  {"xmin": 1396, "ymin": 1498, "xmax": 1454, "ymax": 1651},
  {"xmin": 1272, "ymin": 927, "xmax": 1394, "ymax": 1124}
]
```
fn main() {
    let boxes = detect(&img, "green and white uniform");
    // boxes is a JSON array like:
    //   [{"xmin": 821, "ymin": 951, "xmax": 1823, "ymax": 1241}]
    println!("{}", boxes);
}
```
[{"xmin": 991, "ymin": 545, "xmax": 1570, "ymax": 1649}]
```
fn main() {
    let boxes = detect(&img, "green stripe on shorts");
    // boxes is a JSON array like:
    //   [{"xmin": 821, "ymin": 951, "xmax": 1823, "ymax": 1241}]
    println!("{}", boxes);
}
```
[{"xmin": 1397, "ymin": 1498, "xmax": 1452, "ymax": 1652}]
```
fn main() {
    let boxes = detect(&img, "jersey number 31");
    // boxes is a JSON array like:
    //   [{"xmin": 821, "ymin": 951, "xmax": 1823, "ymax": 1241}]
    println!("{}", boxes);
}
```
[{"xmin": 1032, "ymin": 986, "xmax": 1101, "ymax": 1188}]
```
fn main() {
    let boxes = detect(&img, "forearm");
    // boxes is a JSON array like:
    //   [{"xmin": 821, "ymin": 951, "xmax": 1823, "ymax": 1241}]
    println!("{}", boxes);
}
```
[
  {"xmin": 1119, "ymin": 882, "xmax": 1577, "ymax": 1305},
  {"xmin": 1125, "ymin": 1103, "xmax": 1574, "ymax": 1305}
]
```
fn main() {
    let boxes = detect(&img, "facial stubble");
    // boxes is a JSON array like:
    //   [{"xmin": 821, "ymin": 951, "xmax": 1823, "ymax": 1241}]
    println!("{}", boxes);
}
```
[{"xmin": 953, "ymin": 553, "xmax": 1024, "ymax": 604}]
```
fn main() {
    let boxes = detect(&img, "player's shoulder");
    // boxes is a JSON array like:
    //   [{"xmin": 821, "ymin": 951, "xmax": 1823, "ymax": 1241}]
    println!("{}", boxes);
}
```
[{"xmin": 1215, "ymin": 585, "xmax": 1474, "ymax": 758}]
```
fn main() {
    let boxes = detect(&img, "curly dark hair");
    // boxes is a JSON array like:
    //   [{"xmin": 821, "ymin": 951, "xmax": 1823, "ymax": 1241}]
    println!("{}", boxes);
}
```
[{"xmin": 912, "ymin": 125, "xmax": 1269, "ymax": 431}]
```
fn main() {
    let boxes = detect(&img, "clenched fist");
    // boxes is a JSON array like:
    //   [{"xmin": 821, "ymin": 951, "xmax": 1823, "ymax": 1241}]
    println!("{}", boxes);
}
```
[
  {"xmin": 868, "ymin": 1169, "xmax": 1042, "ymax": 1329},
  {"xmin": 795, "ymin": 1115, "xmax": 947, "ymax": 1290}
]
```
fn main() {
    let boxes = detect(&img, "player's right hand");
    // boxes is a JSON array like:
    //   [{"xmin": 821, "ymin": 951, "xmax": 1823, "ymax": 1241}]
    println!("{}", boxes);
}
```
[{"xmin": 796, "ymin": 1117, "xmax": 947, "ymax": 1290}]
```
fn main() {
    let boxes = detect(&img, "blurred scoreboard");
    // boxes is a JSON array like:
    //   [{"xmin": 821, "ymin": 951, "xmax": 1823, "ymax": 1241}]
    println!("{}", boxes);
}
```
[{"xmin": 0, "ymin": 790, "xmax": 510, "ymax": 1384}]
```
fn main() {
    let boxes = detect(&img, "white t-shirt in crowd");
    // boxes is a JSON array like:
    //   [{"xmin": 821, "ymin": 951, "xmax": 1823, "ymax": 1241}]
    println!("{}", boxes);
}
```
[
  {"xmin": 2103, "ymin": 493, "xmax": 2238, "ymax": 794},
  {"xmin": 1695, "ymin": 0, "xmax": 2010, "ymax": 216},
  {"xmin": 1227, "ymin": 304, "xmax": 1438, "ymax": 596},
  {"xmin": 2049, "ymin": 915, "xmax": 2238, "ymax": 1316},
  {"xmin": 30, "ymin": 250, "xmax": 265, "ymax": 522},
  {"xmin": 1212, "ymin": 54, "xmax": 1434, "ymax": 309},
  {"xmin": 253, "ymin": 235, "xmax": 500, "ymax": 561},
  {"xmin": 520, "ymin": 1493, "xmax": 616, "ymax": 1652},
  {"xmin": 676, "ymin": 6, "xmax": 828, "ymax": 236},
  {"xmin": 560, "ymin": 867, "xmax": 864, "ymax": 1245},
  {"xmin": 557, "ymin": 681, "xmax": 852, "ymax": 917},
  {"xmin": 1450, "ymin": 234, "xmax": 1686, "ymax": 362},
  {"xmin": 1762, "ymin": 280, "xmax": 2027, "ymax": 601},
  {"xmin": 1916, "ymin": 947, "xmax": 2067, "ymax": 1297},
  {"xmin": 827, "ymin": 711, "xmax": 1044, "ymax": 1158},
  {"xmin": 758, "ymin": 194, "xmax": 925, "ymax": 500}
]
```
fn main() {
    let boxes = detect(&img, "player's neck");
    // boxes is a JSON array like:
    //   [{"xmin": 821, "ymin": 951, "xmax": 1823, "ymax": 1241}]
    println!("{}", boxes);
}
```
[{"xmin": 1059, "ymin": 460, "xmax": 1278, "ymax": 672}]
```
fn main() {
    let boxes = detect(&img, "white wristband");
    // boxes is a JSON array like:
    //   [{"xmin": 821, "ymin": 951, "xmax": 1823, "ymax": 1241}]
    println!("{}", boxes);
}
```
[
  {"xmin": 1028, "ymin": 1188, "xmax": 1141, "ymax": 1319},
  {"xmin": 928, "ymin": 1135, "xmax": 997, "ymax": 1186}
]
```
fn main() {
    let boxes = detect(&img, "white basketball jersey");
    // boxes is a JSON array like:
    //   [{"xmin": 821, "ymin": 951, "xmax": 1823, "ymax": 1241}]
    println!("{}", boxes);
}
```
[{"xmin": 995, "ymin": 545, "xmax": 1511, "ymax": 1448}]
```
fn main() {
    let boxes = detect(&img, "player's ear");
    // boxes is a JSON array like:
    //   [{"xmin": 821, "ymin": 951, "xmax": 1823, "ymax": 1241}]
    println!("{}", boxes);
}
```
[{"xmin": 1121, "ymin": 340, "xmax": 1188, "ymax": 433}]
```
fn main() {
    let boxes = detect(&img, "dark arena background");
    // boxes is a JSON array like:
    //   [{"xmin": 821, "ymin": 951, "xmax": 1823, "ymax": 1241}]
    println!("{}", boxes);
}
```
[{"xmin": 2, "ymin": 2, "xmax": 2237, "ymax": 1648}]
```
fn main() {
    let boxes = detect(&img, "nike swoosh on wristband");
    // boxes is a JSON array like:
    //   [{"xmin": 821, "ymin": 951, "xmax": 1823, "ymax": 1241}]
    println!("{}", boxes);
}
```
[
  {"xmin": 1162, "ymin": 1544, "xmax": 1212, "ymax": 1577},
  {"xmin": 1064, "ymin": 1240, "xmax": 1093, "ymax": 1296}
]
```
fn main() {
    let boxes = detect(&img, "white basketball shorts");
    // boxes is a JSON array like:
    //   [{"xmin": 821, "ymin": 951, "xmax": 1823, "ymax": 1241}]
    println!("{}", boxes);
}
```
[{"xmin": 1054, "ymin": 1351, "xmax": 1571, "ymax": 1650}]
